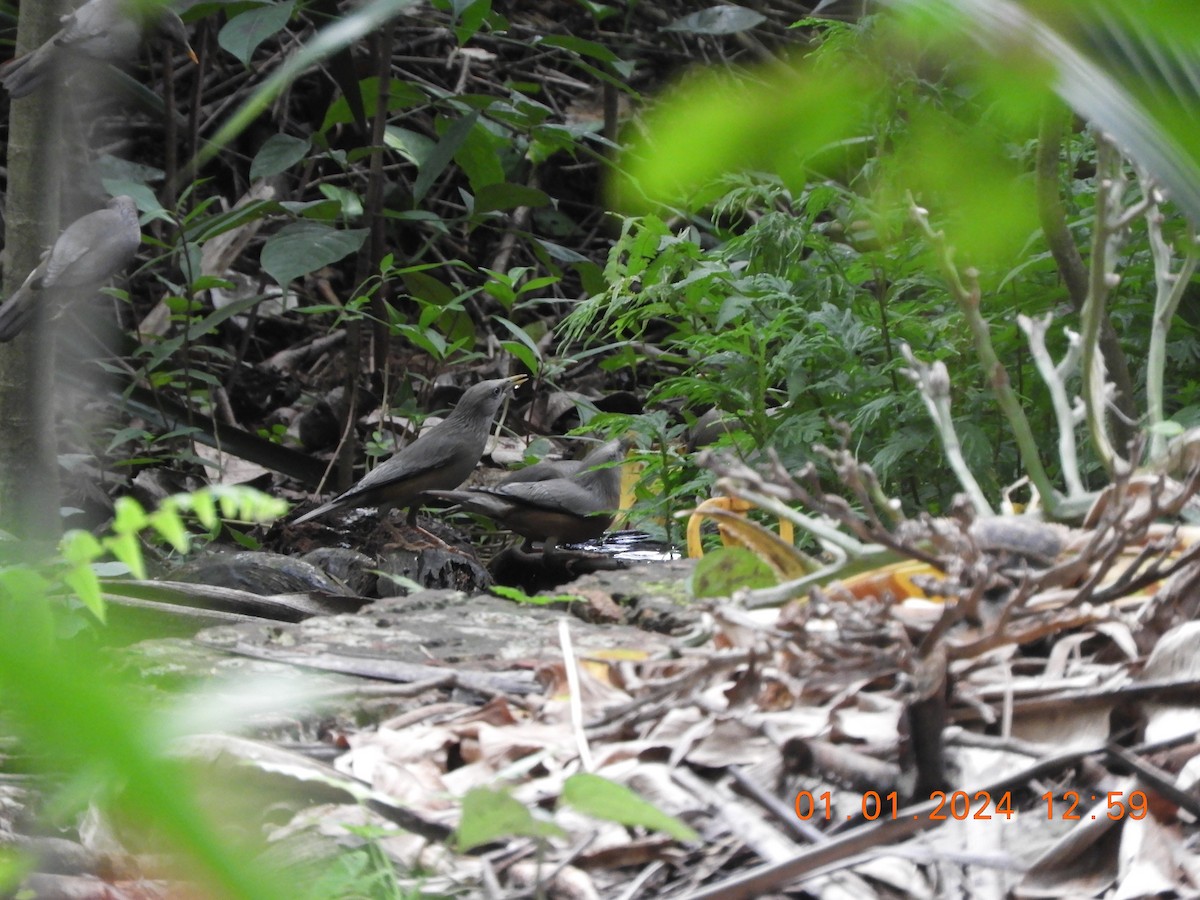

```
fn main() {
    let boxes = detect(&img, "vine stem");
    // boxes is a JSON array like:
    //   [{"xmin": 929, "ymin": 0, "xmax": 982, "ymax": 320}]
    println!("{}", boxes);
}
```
[
  {"xmin": 1140, "ymin": 170, "xmax": 1198, "ymax": 463},
  {"xmin": 909, "ymin": 200, "xmax": 1063, "ymax": 517}
]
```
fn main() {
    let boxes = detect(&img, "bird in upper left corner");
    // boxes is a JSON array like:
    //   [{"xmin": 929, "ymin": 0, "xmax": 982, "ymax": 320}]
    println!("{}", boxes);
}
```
[
  {"xmin": 0, "ymin": 0, "xmax": 198, "ymax": 99},
  {"xmin": 0, "ymin": 195, "xmax": 142, "ymax": 342}
]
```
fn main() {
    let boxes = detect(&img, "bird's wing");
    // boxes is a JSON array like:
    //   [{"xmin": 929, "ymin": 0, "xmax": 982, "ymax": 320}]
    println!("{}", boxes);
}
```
[
  {"xmin": 427, "ymin": 489, "xmax": 517, "ymax": 518},
  {"xmin": 338, "ymin": 433, "xmax": 460, "ymax": 499},
  {"xmin": 57, "ymin": 0, "xmax": 140, "ymax": 56},
  {"xmin": 496, "ymin": 480, "xmax": 606, "ymax": 516},
  {"xmin": 43, "ymin": 209, "xmax": 139, "ymax": 287}
]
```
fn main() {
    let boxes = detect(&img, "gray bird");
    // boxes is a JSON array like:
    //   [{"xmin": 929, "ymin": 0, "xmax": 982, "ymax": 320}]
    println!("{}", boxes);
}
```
[
  {"xmin": 426, "ymin": 437, "xmax": 627, "ymax": 553},
  {"xmin": 293, "ymin": 375, "xmax": 527, "ymax": 526},
  {"xmin": 497, "ymin": 455, "xmax": 584, "ymax": 486},
  {"xmin": 0, "ymin": 195, "xmax": 142, "ymax": 342},
  {"xmin": 1, "ymin": 0, "xmax": 196, "ymax": 99}
]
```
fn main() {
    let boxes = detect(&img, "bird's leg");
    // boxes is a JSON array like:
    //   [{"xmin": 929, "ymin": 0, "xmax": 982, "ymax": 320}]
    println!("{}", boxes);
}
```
[{"xmin": 380, "ymin": 502, "xmax": 471, "ymax": 556}]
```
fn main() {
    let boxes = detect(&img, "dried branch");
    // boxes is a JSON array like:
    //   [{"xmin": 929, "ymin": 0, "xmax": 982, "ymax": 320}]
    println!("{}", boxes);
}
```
[
  {"xmin": 1018, "ymin": 313, "xmax": 1087, "ymax": 499},
  {"xmin": 900, "ymin": 345, "xmax": 993, "ymax": 515}
]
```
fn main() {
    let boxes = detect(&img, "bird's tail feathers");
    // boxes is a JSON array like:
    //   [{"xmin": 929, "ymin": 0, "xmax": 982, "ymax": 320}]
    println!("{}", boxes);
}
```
[
  {"xmin": 0, "ymin": 283, "xmax": 38, "ymax": 342},
  {"xmin": 0, "ymin": 44, "xmax": 53, "ymax": 98}
]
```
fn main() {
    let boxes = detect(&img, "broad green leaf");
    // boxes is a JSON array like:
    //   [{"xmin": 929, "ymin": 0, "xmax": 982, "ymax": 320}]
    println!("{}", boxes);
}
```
[
  {"xmin": 688, "ymin": 546, "xmax": 778, "ymax": 599},
  {"xmin": 384, "ymin": 126, "xmax": 436, "ymax": 166},
  {"xmin": 62, "ymin": 566, "xmax": 105, "ymax": 622},
  {"xmin": 884, "ymin": 106, "xmax": 1040, "ymax": 265},
  {"xmin": 192, "ymin": 491, "xmax": 218, "ymax": 529},
  {"xmin": 103, "ymin": 532, "xmax": 147, "ymax": 580},
  {"xmin": 494, "ymin": 316, "xmax": 543, "ymax": 365},
  {"xmin": 187, "ymin": 199, "xmax": 282, "ymax": 243},
  {"xmin": 318, "ymin": 184, "xmax": 364, "ymax": 218},
  {"xmin": 538, "ymin": 34, "xmax": 622, "ymax": 64},
  {"xmin": 99, "ymin": 180, "xmax": 161, "ymax": 215},
  {"xmin": 402, "ymin": 271, "xmax": 456, "ymax": 306},
  {"xmin": 474, "ymin": 182, "xmax": 551, "ymax": 214},
  {"xmin": 450, "ymin": 0, "xmax": 491, "ymax": 43},
  {"xmin": 219, "ymin": 1, "xmax": 296, "ymax": 66},
  {"xmin": 150, "ymin": 507, "xmax": 191, "ymax": 554},
  {"xmin": 414, "ymin": 112, "xmax": 480, "ymax": 203},
  {"xmin": 60, "ymin": 529, "xmax": 103, "ymax": 567},
  {"xmin": 455, "ymin": 121, "xmax": 506, "ymax": 192},
  {"xmin": 250, "ymin": 133, "xmax": 311, "ymax": 181},
  {"xmin": 60, "ymin": 530, "xmax": 107, "ymax": 621},
  {"xmin": 562, "ymin": 773, "xmax": 700, "ymax": 842},
  {"xmin": 456, "ymin": 787, "xmax": 566, "ymax": 850},
  {"xmin": 261, "ymin": 221, "xmax": 368, "ymax": 287}
]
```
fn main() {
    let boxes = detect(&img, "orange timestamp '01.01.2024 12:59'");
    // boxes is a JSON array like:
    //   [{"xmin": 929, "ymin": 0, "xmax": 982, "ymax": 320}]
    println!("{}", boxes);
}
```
[{"xmin": 794, "ymin": 789, "xmax": 1149, "ymax": 822}]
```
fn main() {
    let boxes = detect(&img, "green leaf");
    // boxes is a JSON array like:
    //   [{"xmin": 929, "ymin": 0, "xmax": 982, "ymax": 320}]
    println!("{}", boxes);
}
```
[
  {"xmin": 99, "ymin": 181, "xmax": 161, "ymax": 215},
  {"xmin": 321, "ymin": 78, "xmax": 427, "ymax": 132},
  {"xmin": 62, "ymin": 565, "xmax": 105, "ymax": 623},
  {"xmin": 494, "ymin": 316, "xmax": 543, "ymax": 366},
  {"xmin": 103, "ymin": 532, "xmax": 147, "ymax": 581},
  {"xmin": 456, "ymin": 787, "xmax": 567, "ymax": 850},
  {"xmin": 261, "ymin": 221, "xmax": 368, "ymax": 287},
  {"xmin": 250, "ymin": 133, "xmax": 311, "ymax": 181},
  {"xmin": 474, "ymin": 182, "xmax": 551, "ymax": 214},
  {"xmin": 562, "ymin": 773, "xmax": 700, "ymax": 842},
  {"xmin": 491, "ymin": 585, "xmax": 578, "ymax": 605},
  {"xmin": 149, "ymin": 508, "xmax": 191, "ymax": 554},
  {"xmin": 219, "ymin": 1, "xmax": 296, "ymax": 66},
  {"xmin": 318, "ymin": 184, "xmax": 364, "ymax": 217},
  {"xmin": 455, "ymin": 122, "xmax": 507, "ymax": 192},
  {"xmin": 613, "ymin": 59, "xmax": 875, "ymax": 212},
  {"xmin": 60, "ymin": 530, "xmax": 107, "ymax": 622},
  {"xmin": 60, "ymin": 529, "xmax": 103, "ymax": 567},
  {"xmin": 688, "ymin": 546, "xmax": 778, "ymax": 599},
  {"xmin": 451, "ymin": 0, "xmax": 491, "ymax": 43},
  {"xmin": 384, "ymin": 126, "xmax": 436, "ymax": 166},
  {"xmin": 414, "ymin": 112, "xmax": 480, "ymax": 203},
  {"xmin": 538, "ymin": 34, "xmax": 621, "ymax": 64},
  {"xmin": 110, "ymin": 496, "xmax": 150, "ymax": 536}
]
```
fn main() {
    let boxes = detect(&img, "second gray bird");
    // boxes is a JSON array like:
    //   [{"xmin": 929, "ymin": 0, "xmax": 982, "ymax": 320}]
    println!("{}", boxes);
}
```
[
  {"xmin": 293, "ymin": 375, "xmax": 526, "ymax": 526},
  {"xmin": 1, "ymin": 0, "xmax": 196, "ymax": 98},
  {"xmin": 0, "ymin": 195, "xmax": 142, "ymax": 342},
  {"xmin": 426, "ymin": 437, "xmax": 627, "ymax": 553}
]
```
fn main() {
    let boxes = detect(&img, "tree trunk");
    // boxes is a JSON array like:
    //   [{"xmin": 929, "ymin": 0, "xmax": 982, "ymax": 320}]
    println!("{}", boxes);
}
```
[{"xmin": 0, "ymin": 0, "xmax": 67, "ymax": 544}]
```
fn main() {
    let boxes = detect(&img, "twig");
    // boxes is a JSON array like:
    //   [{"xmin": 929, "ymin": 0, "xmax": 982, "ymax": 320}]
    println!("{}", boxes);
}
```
[
  {"xmin": 900, "ymin": 345, "xmax": 993, "ymax": 514},
  {"xmin": 558, "ymin": 620, "xmax": 593, "ymax": 772},
  {"xmin": 1080, "ymin": 135, "xmax": 1131, "ymax": 474},
  {"xmin": 1018, "ymin": 314, "xmax": 1087, "ymax": 499},
  {"xmin": 1140, "ymin": 168, "xmax": 1199, "ymax": 462}
]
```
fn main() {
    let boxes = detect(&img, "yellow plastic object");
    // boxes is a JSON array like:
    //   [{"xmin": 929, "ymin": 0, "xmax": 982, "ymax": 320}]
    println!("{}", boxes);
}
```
[
  {"xmin": 686, "ymin": 496, "xmax": 808, "ymax": 579},
  {"xmin": 614, "ymin": 457, "xmax": 640, "ymax": 529},
  {"xmin": 836, "ymin": 559, "xmax": 948, "ymax": 603}
]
